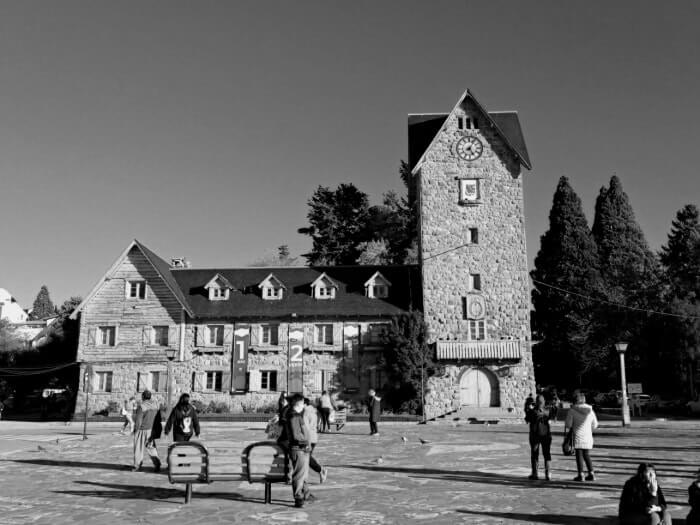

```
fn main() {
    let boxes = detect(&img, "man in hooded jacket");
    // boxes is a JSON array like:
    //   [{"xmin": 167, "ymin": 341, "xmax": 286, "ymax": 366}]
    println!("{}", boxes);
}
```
[{"xmin": 132, "ymin": 390, "xmax": 162, "ymax": 472}]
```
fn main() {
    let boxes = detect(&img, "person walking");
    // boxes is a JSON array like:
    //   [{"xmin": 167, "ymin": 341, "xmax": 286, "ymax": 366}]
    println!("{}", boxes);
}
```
[
  {"xmin": 619, "ymin": 463, "xmax": 672, "ymax": 525},
  {"xmin": 120, "ymin": 397, "xmax": 136, "ymax": 435},
  {"xmin": 278, "ymin": 392, "xmax": 288, "ymax": 418},
  {"xmin": 525, "ymin": 394, "xmax": 553, "ymax": 480},
  {"xmin": 318, "ymin": 390, "xmax": 335, "ymax": 433},
  {"xmin": 132, "ymin": 390, "xmax": 162, "ymax": 472},
  {"xmin": 565, "ymin": 391, "xmax": 599, "ymax": 481},
  {"xmin": 303, "ymin": 398, "xmax": 328, "ymax": 483},
  {"xmin": 164, "ymin": 393, "xmax": 200, "ymax": 442},
  {"xmin": 278, "ymin": 393, "xmax": 315, "ymax": 508},
  {"xmin": 687, "ymin": 468, "xmax": 700, "ymax": 525},
  {"xmin": 367, "ymin": 389, "xmax": 381, "ymax": 436}
]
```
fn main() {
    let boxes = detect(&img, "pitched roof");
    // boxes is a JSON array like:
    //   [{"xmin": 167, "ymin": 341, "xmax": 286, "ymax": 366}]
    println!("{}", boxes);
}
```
[
  {"xmin": 258, "ymin": 272, "xmax": 287, "ymax": 290},
  {"xmin": 204, "ymin": 273, "xmax": 235, "ymax": 290},
  {"xmin": 170, "ymin": 265, "xmax": 422, "ymax": 320},
  {"xmin": 408, "ymin": 89, "xmax": 531, "ymax": 173}
]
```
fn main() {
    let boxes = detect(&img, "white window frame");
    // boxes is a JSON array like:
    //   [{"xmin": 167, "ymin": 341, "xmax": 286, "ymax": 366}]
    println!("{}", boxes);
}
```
[
  {"xmin": 260, "ymin": 370, "xmax": 277, "ymax": 392},
  {"xmin": 205, "ymin": 371, "xmax": 223, "ymax": 392},
  {"xmin": 315, "ymin": 324, "xmax": 334, "ymax": 345},
  {"xmin": 127, "ymin": 281, "xmax": 147, "ymax": 300},
  {"xmin": 208, "ymin": 325, "xmax": 225, "ymax": 346},
  {"xmin": 150, "ymin": 371, "xmax": 163, "ymax": 392},
  {"xmin": 210, "ymin": 287, "xmax": 229, "ymax": 301},
  {"xmin": 98, "ymin": 326, "xmax": 117, "ymax": 347},
  {"xmin": 153, "ymin": 326, "xmax": 169, "ymax": 347},
  {"xmin": 469, "ymin": 319, "xmax": 486, "ymax": 341},
  {"xmin": 316, "ymin": 286, "xmax": 335, "ymax": 299},
  {"xmin": 96, "ymin": 371, "xmax": 113, "ymax": 392},
  {"xmin": 261, "ymin": 324, "xmax": 279, "ymax": 345}
]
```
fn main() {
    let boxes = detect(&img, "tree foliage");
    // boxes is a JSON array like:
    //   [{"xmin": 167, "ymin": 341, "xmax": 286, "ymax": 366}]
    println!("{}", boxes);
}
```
[
  {"xmin": 30, "ymin": 285, "xmax": 55, "ymax": 320},
  {"xmin": 530, "ymin": 177, "xmax": 604, "ymax": 385},
  {"xmin": 378, "ymin": 311, "xmax": 438, "ymax": 414},
  {"xmin": 249, "ymin": 245, "xmax": 299, "ymax": 267}
]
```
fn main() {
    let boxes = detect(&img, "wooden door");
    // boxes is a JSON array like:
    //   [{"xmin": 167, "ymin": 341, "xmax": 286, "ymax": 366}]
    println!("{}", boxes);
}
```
[{"xmin": 459, "ymin": 369, "xmax": 495, "ymax": 407}]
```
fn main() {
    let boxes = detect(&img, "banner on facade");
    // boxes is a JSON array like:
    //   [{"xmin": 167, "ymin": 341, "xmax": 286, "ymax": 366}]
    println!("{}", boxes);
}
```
[
  {"xmin": 288, "ymin": 329, "xmax": 304, "ymax": 394},
  {"xmin": 343, "ymin": 324, "xmax": 360, "ymax": 390},
  {"xmin": 232, "ymin": 326, "xmax": 250, "ymax": 393}
]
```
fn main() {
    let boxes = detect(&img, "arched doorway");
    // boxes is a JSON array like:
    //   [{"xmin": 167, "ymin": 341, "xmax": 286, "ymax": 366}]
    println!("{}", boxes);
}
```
[{"xmin": 459, "ymin": 368, "xmax": 499, "ymax": 407}]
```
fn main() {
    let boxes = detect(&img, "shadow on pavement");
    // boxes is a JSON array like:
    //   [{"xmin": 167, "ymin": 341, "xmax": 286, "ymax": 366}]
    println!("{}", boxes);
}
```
[
  {"xmin": 6, "ymin": 458, "xmax": 130, "ymax": 471},
  {"xmin": 457, "ymin": 510, "xmax": 687, "ymax": 524},
  {"xmin": 53, "ymin": 480, "xmax": 280, "ymax": 505},
  {"xmin": 596, "ymin": 443, "xmax": 700, "ymax": 452},
  {"xmin": 338, "ymin": 464, "xmax": 624, "ymax": 491}
]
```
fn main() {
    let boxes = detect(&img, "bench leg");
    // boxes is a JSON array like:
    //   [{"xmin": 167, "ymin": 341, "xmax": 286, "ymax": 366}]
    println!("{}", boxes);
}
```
[
  {"xmin": 185, "ymin": 483, "xmax": 193, "ymax": 504},
  {"xmin": 264, "ymin": 482, "xmax": 271, "ymax": 504}
]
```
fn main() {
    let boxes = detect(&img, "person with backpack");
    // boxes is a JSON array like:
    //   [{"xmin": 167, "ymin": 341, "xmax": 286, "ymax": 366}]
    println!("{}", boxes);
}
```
[
  {"xmin": 277, "ymin": 393, "xmax": 316, "ymax": 508},
  {"xmin": 164, "ymin": 393, "xmax": 200, "ymax": 442},
  {"xmin": 525, "ymin": 394, "xmax": 553, "ymax": 480}
]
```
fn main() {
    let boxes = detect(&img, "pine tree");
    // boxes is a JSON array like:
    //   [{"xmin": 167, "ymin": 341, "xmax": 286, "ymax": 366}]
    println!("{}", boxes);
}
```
[
  {"xmin": 591, "ymin": 176, "xmax": 661, "ymax": 385},
  {"xmin": 30, "ymin": 285, "xmax": 55, "ymax": 320},
  {"xmin": 530, "ymin": 177, "xmax": 603, "ymax": 386}
]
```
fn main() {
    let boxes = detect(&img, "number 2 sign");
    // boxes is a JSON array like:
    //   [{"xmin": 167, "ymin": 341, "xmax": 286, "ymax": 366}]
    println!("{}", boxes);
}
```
[{"xmin": 288, "ymin": 329, "xmax": 304, "ymax": 393}]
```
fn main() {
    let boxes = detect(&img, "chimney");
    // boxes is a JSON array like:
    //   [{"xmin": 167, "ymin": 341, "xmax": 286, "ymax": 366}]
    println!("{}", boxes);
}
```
[{"xmin": 171, "ymin": 257, "xmax": 191, "ymax": 269}]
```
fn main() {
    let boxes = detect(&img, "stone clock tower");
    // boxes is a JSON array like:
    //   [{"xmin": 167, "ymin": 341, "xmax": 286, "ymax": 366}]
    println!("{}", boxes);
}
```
[{"xmin": 409, "ymin": 90, "xmax": 536, "ymax": 419}]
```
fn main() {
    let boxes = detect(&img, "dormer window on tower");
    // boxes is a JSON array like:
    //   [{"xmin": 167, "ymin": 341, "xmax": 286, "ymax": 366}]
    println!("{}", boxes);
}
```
[
  {"xmin": 457, "ymin": 116, "xmax": 479, "ymax": 130},
  {"xmin": 204, "ymin": 274, "xmax": 234, "ymax": 301},
  {"xmin": 310, "ymin": 273, "xmax": 338, "ymax": 300},
  {"xmin": 258, "ymin": 273, "xmax": 286, "ymax": 301},
  {"xmin": 364, "ymin": 271, "xmax": 391, "ymax": 299}
]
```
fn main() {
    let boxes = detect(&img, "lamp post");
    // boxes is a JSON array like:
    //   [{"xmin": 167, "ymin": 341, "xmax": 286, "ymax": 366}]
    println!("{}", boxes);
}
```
[
  {"xmin": 615, "ymin": 342, "xmax": 631, "ymax": 427},
  {"xmin": 165, "ymin": 347, "xmax": 177, "ymax": 412}
]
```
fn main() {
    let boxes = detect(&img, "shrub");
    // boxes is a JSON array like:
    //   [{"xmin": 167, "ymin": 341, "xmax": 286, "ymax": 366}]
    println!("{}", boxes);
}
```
[
  {"xmin": 106, "ymin": 400, "xmax": 120, "ymax": 414},
  {"xmin": 207, "ymin": 401, "xmax": 230, "ymax": 414},
  {"xmin": 255, "ymin": 401, "xmax": 278, "ymax": 414},
  {"xmin": 191, "ymin": 399, "xmax": 207, "ymax": 413}
]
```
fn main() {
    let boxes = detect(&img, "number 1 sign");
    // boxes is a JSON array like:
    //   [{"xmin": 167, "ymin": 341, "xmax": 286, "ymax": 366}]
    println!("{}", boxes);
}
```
[{"xmin": 232, "ymin": 326, "xmax": 250, "ymax": 392}]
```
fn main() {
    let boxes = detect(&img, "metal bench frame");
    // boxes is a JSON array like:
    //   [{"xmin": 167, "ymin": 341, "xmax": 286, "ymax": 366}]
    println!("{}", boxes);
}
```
[{"xmin": 167, "ymin": 440, "xmax": 289, "ymax": 504}]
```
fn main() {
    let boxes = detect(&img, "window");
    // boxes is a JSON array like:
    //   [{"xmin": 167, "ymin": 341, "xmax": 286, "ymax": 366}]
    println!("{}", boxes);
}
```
[
  {"xmin": 458, "ymin": 117, "xmax": 479, "ymax": 130},
  {"xmin": 469, "ymin": 320, "xmax": 486, "ymax": 341},
  {"xmin": 460, "ymin": 179, "xmax": 481, "ymax": 203},
  {"xmin": 206, "ymin": 371, "xmax": 223, "ymax": 392},
  {"xmin": 208, "ymin": 325, "xmax": 224, "ymax": 346},
  {"xmin": 260, "ymin": 370, "xmax": 278, "ymax": 391},
  {"xmin": 368, "ymin": 324, "xmax": 387, "ymax": 345},
  {"xmin": 96, "ymin": 371, "xmax": 113, "ymax": 392},
  {"xmin": 99, "ymin": 326, "xmax": 116, "ymax": 346},
  {"xmin": 469, "ymin": 273, "xmax": 481, "ymax": 291},
  {"xmin": 317, "ymin": 286, "xmax": 334, "ymax": 299},
  {"xmin": 261, "ymin": 324, "xmax": 279, "ymax": 345},
  {"xmin": 316, "ymin": 324, "xmax": 334, "ymax": 345},
  {"xmin": 153, "ymin": 326, "xmax": 169, "ymax": 346},
  {"xmin": 127, "ymin": 281, "xmax": 146, "ymax": 299},
  {"xmin": 211, "ymin": 287, "xmax": 227, "ymax": 300},
  {"xmin": 150, "ymin": 371, "xmax": 162, "ymax": 392},
  {"xmin": 372, "ymin": 285, "xmax": 388, "ymax": 298},
  {"xmin": 468, "ymin": 228, "xmax": 479, "ymax": 244}
]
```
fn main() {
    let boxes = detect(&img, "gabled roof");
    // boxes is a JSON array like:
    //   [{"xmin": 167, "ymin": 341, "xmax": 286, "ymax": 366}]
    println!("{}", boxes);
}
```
[
  {"xmin": 408, "ymin": 89, "xmax": 531, "ymax": 174},
  {"xmin": 310, "ymin": 272, "xmax": 338, "ymax": 289},
  {"xmin": 364, "ymin": 271, "xmax": 392, "ymax": 287},
  {"xmin": 204, "ymin": 273, "xmax": 235, "ymax": 290},
  {"xmin": 258, "ymin": 273, "xmax": 287, "ymax": 290},
  {"xmin": 70, "ymin": 239, "xmax": 194, "ymax": 319}
]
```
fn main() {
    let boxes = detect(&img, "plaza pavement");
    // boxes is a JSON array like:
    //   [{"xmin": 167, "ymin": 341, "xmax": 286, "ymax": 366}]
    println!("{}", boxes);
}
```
[{"xmin": 0, "ymin": 419, "xmax": 698, "ymax": 524}]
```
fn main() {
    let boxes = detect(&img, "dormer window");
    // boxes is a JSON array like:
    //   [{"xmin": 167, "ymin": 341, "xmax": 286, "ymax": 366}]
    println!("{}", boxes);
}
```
[
  {"xmin": 364, "ymin": 271, "xmax": 391, "ymax": 299},
  {"xmin": 258, "ymin": 273, "xmax": 286, "ymax": 301},
  {"xmin": 310, "ymin": 273, "xmax": 338, "ymax": 300},
  {"xmin": 457, "ymin": 116, "xmax": 479, "ymax": 130},
  {"xmin": 204, "ymin": 274, "xmax": 234, "ymax": 301}
]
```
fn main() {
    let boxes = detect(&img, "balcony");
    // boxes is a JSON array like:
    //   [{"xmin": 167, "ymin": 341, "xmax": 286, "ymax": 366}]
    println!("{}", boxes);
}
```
[{"xmin": 436, "ymin": 340, "xmax": 521, "ymax": 360}]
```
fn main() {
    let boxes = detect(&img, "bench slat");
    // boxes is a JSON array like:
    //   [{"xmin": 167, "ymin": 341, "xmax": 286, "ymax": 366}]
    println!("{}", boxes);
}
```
[{"xmin": 171, "ymin": 464, "xmax": 206, "ymax": 475}]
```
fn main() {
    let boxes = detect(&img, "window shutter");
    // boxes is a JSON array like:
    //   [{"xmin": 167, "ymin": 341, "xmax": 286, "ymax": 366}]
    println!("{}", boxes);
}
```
[
  {"xmin": 168, "ymin": 326, "xmax": 178, "ymax": 347},
  {"xmin": 303, "ymin": 325, "xmax": 314, "ymax": 348},
  {"xmin": 332, "ymin": 323, "xmax": 341, "ymax": 347},
  {"xmin": 222, "ymin": 371, "xmax": 232, "ymax": 393},
  {"xmin": 142, "ymin": 326, "xmax": 152, "ymax": 346},
  {"xmin": 191, "ymin": 372, "xmax": 198, "ymax": 392},
  {"xmin": 158, "ymin": 370, "xmax": 168, "ymax": 393},
  {"xmin": 360, "ymin": 323, "xmax": 370, "ymax": 345},
  {"xmin": 223, "ymin": 324, "xmax": 233, "ymax": 346},
  {"xmin": 199, "ymin": 372, "xmax": 207, "ymax": 391},
  {"xmin": 313, "ymin": 370, "xmax": 322, "ymax": 392},
  {"xmin": 124, "ymin": 280, "xmax": 130, "ymax": 298},
  {"xmin": 249, "ymin": 370, "xmax": 261, "ymax": 392},
  {"xmin": 271, "ymin": 325, "xmax": 279, "ymax": 346},
  {"xmin": 137, "ymin": 372, "xmax": 147, "ymax": 392},
  {"xmin": 250, "ymin": 325, "xmax": 260, "ymax": 346},
  {"xmin": 195, "ymin": 325, "xmax": 204, "ymax": 347},
  {"xmin": 87, "ymin": 327, "xmax": 96, "ymax": 346}
]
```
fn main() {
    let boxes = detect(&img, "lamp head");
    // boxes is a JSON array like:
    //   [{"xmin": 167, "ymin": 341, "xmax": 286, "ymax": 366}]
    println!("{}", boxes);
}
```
[
  {"xmin": 165, "ymin": 347, "xmax": 177, "ymax": 361},
  {"xmin": 615, "ymin": 342, "xmax": 628, "ymax": 354}
]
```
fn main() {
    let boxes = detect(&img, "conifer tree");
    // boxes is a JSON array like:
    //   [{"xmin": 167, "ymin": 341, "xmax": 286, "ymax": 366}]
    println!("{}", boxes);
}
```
[
  {"xmin": 530, "ymin": 177, "xmax": 603, "ymax": 385},
  {"xmin": 30, "ymin": 285, "xmax": 55, "ymax": 320}
]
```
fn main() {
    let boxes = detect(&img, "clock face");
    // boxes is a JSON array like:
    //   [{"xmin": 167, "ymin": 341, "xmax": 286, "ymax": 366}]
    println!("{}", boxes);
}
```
[{"xmin": 456, "ymin": 136, "xmax": 483, "ymax": 161}]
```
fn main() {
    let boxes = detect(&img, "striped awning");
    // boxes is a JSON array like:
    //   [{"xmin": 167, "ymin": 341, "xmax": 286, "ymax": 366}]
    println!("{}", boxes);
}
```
[{"xmin": 436, "ymin": 340, "xmax": 521, "ymax": 360}]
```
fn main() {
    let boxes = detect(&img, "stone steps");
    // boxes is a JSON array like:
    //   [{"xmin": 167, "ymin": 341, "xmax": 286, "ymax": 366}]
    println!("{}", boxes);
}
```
[{"xmin": 428, "ymin": 406, "xmax": 524, "ymax": 425}]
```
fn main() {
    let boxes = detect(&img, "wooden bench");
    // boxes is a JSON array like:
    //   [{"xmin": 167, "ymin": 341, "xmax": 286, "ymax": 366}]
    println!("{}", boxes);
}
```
[
  {"xmin": 331, "ymin": 408, "xmax": 347, "ymax": 432},
  {"xmin": 167, "ymin": 440, "xmax": 288, "ymax": 504}
]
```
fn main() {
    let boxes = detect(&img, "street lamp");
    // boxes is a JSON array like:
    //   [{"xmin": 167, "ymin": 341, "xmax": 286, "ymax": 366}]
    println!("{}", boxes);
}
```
[
  {"xmin": 165, "ymin": 347, "xmax": 177, "ymax": 412},
  {"xmin": 615, "ymin": 342, "xmax": 631, "ymax": 427}
]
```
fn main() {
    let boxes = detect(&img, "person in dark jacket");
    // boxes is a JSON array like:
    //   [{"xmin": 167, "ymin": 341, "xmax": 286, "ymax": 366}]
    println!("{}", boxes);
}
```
[
  {"xmin": 367, "ymin": 389, "xmax": 381, "ymax": 436},
  {"xmin": 132, "ymin": 390, "xmax": 162, "ymax": 472},
  {"xmin": 278, "ymin": 393, "xmax": 314, "ymax": 508},
  {"xmin": 164, "ymin": 393, "xmax": 200, "ymax": 442},
  {"xmin": 687, "ymin": 468, "xmax": 700, "ymax": 525},
  {"xmin": 619, "ymin": 463, "xmax": 671, "ymax": 525},
  {"xmin": 278, "ymin": 392, "xmax": 288, "ymax": 419},
  {"xmin": 525, "ymin": 394, "xmax": 553, "ymax": 480}
]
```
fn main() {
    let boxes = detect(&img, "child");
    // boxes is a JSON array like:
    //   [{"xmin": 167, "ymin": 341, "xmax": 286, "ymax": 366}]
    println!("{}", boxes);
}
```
[{"xmin": 120, "ymin": 397, "xmax": 136, "ymax": 434}]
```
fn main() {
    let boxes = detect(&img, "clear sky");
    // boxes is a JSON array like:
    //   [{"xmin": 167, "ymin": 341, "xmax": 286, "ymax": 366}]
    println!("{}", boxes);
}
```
[{"xmin": 1, "ymin": 1, "xmax": 699, "ymax": 308}]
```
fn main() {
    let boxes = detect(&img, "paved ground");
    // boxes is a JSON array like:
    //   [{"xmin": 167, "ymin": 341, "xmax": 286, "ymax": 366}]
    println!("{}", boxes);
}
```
[{"xmin": 0, "ymin": 420, "xmax": 697, "ymax": 524}]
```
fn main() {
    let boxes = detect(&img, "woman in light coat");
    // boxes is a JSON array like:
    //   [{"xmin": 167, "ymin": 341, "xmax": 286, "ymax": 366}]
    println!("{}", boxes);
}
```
[{"xmin": 565, "ymin": 391, "xmax": 599, "ymax": 481}]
